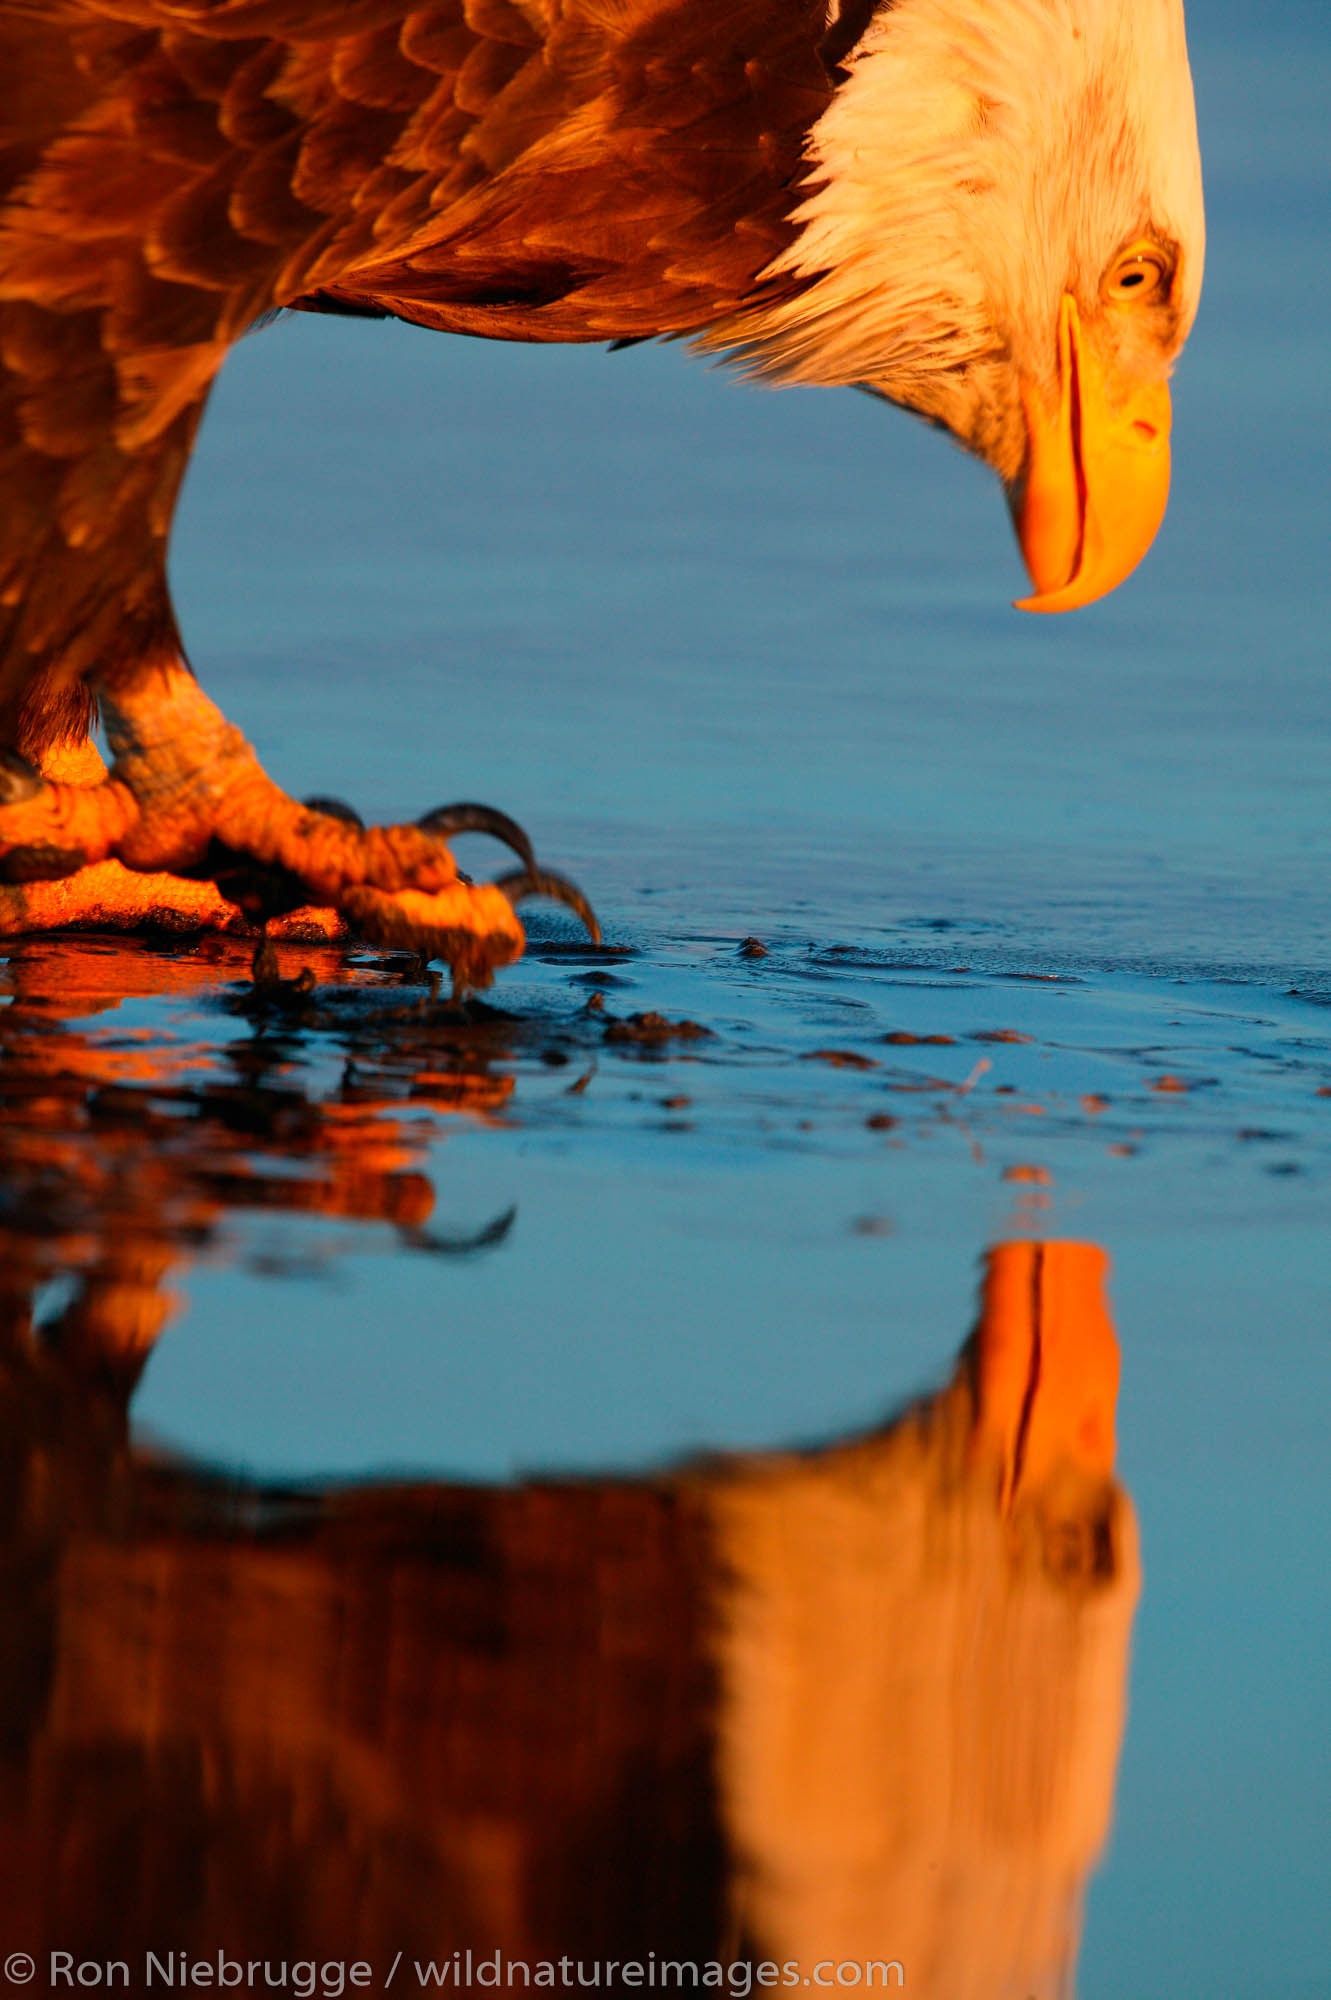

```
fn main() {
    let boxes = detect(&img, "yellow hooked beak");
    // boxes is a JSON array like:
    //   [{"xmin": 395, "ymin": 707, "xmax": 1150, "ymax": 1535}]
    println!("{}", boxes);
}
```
[{"xmin": 1012, "ymin": 295, "xmax": 1172, "ymax": 613}]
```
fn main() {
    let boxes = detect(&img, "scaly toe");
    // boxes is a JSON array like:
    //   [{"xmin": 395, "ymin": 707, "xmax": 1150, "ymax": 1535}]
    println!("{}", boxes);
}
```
[
  {"xmin": 0, "ymin": 860, "xmax": 243, "ymax": 936},
  {"xmin": 338, "ymin": 879, "xmax": 527, "ymax": 993}
]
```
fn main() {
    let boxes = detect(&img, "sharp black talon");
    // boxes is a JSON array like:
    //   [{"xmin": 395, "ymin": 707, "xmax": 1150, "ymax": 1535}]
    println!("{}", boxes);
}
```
[
  {"xmin": 0, "ymin": 749, "xmax": 45, "ymax": 805},
  {"xmin": 303, "ymin": 794, "xmax": 365, "ymax": 829},
  {"xmin": 417, "ymin": 802, "xmax": 536, "ymax": 871},
  {"xmin": 493, "ymin": 868, "xmax": 601, "ymax": 944}
]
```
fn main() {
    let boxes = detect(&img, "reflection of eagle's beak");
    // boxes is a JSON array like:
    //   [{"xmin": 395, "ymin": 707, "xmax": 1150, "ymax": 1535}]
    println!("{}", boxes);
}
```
[
  {"xmin": 972, "ymin": 1240, "xmax": 1120, "ymax": 1508},
  {"xmin": 1012, "ymin": 296, "xmax": 1172, "ymax": 613}
]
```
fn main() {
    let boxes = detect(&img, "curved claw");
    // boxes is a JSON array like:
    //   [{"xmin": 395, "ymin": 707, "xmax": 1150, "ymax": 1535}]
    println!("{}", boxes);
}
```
[
  {"xmin": 494, "ymin": 867, "xmax": 601, "ymax": 944},
  {"xmin": 0, "ymin": 750, "xmax": 45, "ymax": 805},
  {"xmin": 418, "ymin": 802, "xmax": 536, "ymax": 871},
  {"xmin": 303, "ymin": 794, "xmax": 365, "ymax": 829}
]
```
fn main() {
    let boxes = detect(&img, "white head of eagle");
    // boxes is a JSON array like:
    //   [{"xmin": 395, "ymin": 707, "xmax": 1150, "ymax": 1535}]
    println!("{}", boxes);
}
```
[{"xmin": 720, "ymin": 0, "xmax": 1205, "ymax": 611}]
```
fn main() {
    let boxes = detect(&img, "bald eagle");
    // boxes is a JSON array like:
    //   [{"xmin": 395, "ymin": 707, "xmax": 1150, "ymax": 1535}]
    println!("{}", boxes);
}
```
[{"xmin": 0, "ymin": 0, "xmax": 1203, "ymax": 983}]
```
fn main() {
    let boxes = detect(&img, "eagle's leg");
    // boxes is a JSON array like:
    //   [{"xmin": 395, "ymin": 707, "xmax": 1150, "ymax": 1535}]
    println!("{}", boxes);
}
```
[{"xmin": 0, "ymin": 655, "xmax": 592, "ymax": 989}]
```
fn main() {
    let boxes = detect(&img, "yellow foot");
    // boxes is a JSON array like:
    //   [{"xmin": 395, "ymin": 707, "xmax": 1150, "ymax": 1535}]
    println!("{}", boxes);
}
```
[
  {"xmin": 0, "ymin": 857, "xmax": 242, "ymax": 936},
  {"xmin": 0, "ymin": 860, "xmax": 351, "ymax": 939},
  {"xmin": 0, "ymin": 662, "xmax": 597, "ymax": 988}
]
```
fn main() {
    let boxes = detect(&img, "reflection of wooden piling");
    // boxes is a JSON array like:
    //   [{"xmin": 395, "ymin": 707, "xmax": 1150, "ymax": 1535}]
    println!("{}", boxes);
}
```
[
  {"xmin": 0, "ymin": 1242, "xmax": 1135, "ymax": 1996},
  {"xmin": 714, "ymin": 1241, "xmax": 1136, "ymax": 1999}
]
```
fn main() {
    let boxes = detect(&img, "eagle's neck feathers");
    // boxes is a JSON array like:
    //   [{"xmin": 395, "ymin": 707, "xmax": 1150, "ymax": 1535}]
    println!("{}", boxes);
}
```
[{"xmin": 709, "ymin": 0, "xmax": 1204, "ymax": 484}]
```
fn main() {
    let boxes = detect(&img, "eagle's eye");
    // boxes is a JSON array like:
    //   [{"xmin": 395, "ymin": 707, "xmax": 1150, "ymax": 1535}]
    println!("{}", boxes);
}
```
[{"xmin": 1103, "ymin": 242, "xmax": 1172, "ymax": 305}]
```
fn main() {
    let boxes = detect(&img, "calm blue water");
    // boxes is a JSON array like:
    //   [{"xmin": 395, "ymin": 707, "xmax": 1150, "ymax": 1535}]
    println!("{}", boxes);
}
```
[{"xmin": 4, "ymin": 3, "xmax": 1328, "ymax": 1996}]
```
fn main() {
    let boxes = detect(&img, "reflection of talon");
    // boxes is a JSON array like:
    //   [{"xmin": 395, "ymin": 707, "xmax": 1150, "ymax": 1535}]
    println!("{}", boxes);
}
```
[
  {"xmin": 403, "ymin": 1204, "xmax": 518, "ymax": 1256},
  {"xmin": 0, "ymin": 662, "xmax": 595, "ymax": 987},
  {"xmin": 0, "ymin": 934, "xmax": 522, "ymax": 1371},
  {"xmin": 249, "ymin": 936, "xmax": 317, "ymax": 998}
]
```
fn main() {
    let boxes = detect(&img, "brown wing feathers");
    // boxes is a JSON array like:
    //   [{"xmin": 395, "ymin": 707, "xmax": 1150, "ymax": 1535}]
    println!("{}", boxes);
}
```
[
  {"xmin": 329, "ymin": 0, "xmax": 833, "ymax": 338},
  {"xmin": 0, "ymin": 0, "xmax": 832, "ymax": 723}
]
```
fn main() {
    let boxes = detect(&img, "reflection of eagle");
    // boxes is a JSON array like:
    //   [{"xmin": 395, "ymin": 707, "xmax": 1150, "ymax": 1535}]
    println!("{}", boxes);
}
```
[
  {"xmin": 0, "ymin": 1241, "xmax": 1134, "ymax": 1997},
  {"xmin": 0, "ymin": 1, "xmax": 1203, "ymax": 979}
]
